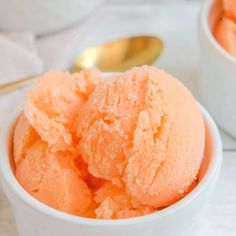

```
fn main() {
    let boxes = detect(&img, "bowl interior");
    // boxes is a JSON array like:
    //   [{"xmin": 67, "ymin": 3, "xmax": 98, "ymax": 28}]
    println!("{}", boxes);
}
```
[
  {"xmin": 208, "ymin": 0, "xmax": 222, "ymax": 33},
  {"xmin": 198, "ymin": 116, "xmax": 213, "ymax": 181}
]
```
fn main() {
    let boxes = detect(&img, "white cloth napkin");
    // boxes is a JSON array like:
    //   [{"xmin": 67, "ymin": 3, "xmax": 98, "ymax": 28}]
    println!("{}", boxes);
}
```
[
  {"xmin": 0, "ymin": 12, "xmax": 99, "ymax": 125},
  {"xmin": 0, "ymin": 32, "xmax": 43, "ymax": 124}
]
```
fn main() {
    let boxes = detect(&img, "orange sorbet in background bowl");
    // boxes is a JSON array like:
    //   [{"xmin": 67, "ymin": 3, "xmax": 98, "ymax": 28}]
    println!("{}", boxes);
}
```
[
  {"xmin": 213, "ymin": 0, "xmax": 236, "ymax": 57},
  {"xmin": 199, "ymin": 0, "xmax": 236, "ymax": 138}
]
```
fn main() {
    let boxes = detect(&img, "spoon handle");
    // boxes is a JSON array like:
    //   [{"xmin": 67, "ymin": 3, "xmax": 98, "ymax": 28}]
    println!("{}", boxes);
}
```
[{"xmin": 0, "ymin": 76, "xmax": 40, "ymax": 94}]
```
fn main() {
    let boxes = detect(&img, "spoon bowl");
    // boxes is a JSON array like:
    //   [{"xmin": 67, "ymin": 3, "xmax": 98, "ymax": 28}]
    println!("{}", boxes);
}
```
[{"xmin": 71, "ymin": 36, "xmax": 163, "ymax": 72}]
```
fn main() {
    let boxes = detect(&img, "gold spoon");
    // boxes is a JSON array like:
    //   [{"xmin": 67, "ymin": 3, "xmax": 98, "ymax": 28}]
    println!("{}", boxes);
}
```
[{"xmin": 0, "ymin": 36, "xmax": 163, "ymax": 94}]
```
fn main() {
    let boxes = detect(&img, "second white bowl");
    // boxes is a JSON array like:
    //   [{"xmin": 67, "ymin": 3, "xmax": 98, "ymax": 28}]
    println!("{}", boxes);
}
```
[{"xmin": 198, "ymin": 0, "xmax": 236, "ymax": 138}]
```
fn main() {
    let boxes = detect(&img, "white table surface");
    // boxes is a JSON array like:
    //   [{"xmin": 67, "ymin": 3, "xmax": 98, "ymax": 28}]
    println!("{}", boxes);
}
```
[{"xmin": 1, "ymin": 2, "xmax": 236, "ymax": 236}]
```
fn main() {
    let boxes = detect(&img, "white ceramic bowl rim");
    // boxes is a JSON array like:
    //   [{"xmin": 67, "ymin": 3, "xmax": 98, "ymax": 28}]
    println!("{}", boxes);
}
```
[
  {"xmin": 0, "ymin": 104, "xmax": 222, "ymax": 226},
  {"xmin": 201, "ymin": 0, "xmax": 236, "ymax": 65}
]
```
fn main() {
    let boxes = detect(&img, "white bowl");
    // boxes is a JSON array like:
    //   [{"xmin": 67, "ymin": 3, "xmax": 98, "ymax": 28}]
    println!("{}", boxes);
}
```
[
  {"xmin": 0, "ymin": 0, "xmax": 104, "ymax": 35},
  {"xmin": 198, "ymin": 0, "xmax": 236, "ymax": 138},
  {"xmin": 0, "ymin": 104, "xmax": 222, "ymax": 236}
]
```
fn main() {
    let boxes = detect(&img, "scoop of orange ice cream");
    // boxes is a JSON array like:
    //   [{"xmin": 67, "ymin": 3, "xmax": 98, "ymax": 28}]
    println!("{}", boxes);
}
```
[
  {"xmin": 13, "ymin": 115, "xmax": 39, "ymax": 165},
  {"xmin": 77, "ymin": 66, "xmax": 205, "ymax": 208},
  {"xmin": 74, "ymin": 156, "xmax": 107, "ymax": 191},
  {"xmin": 14, "ymin": 66, "xmax": 205, "ymax": 219},
  {"xmin": 15, "ymin": 139, "xmax": 95, "ymax": 217},
  {"xmin": 214, "ymin": 16, "xmax": 236, "ymax": 57},
  {"xmin": 94, "ymin": 182, "xmax": 153, "ymax": 219},
  {"xmin": 223, "ymin": 0, "xmax": 236, "ymax": 21},
  {"xmin": 24, "ymin": 69, "xmax": 100, "ymax": 152}
]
